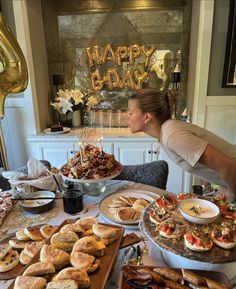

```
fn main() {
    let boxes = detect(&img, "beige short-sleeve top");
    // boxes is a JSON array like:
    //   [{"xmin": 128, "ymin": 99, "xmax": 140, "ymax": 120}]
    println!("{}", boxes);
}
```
[{"xmin": 160, "ymin": 119, "xmax": 236, "ymax": 187}]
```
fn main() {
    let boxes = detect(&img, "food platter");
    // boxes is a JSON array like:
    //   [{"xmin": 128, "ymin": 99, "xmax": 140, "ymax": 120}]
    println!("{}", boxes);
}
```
[
  {"xmin": 141, "ymin": 201, "xmax": 236, "ymax": 264},
  {"xmin": 121, "ymin": 265, "xmax": 232, "ymax": 289},
  {"xmin": 0, "ymin": 224, "xmax": 46, "ymax": 280},
  {"xmin": 43, "ymin": 127, "xmax": 70, "ymax": 135},
  {"xmin": 60, "ymin": 162, "xmax": 123, "ymax": 184},
  {"xmin": 6, "ymin": 219, "xmax": 125, "ymax": 289},
  {"xmin": 99, "ymin": 190, "xmax": 159, "ymax": 226}
]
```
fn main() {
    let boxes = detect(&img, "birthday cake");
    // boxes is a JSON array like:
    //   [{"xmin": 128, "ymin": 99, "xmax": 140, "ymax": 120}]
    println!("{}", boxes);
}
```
[{"xmin": 61, "ymin": 144, "xmax": 122, "ymax": 180}]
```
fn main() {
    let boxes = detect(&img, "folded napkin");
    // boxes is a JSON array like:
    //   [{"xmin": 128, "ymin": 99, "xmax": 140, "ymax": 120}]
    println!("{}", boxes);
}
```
[{"xmin": 8, "ymin": 158, "xmax": 62, "ymax": 192}]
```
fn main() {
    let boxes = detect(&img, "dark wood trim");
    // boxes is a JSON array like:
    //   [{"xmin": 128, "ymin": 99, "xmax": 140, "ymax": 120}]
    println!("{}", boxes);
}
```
[{"xmin": 222, "ymin": 0, "xmax": 236, "ymax": 87}]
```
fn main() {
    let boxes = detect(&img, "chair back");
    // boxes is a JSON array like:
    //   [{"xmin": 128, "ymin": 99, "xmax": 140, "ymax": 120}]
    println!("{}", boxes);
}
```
[{"xmin": 114, "ymin": 160, "xmax": 169, "ymax": 190}]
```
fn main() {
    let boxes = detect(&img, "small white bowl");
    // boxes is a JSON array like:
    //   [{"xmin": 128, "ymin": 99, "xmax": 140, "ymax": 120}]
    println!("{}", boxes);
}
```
[{"xmin": 179, "ymin": 198, "xmax": 220, "ymax": 224}]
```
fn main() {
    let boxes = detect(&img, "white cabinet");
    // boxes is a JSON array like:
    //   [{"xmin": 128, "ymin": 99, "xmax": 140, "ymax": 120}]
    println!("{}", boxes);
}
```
[
  {"xmin": 28, "ymin": 139, "xmax": 77, "ymax": 168},
  {"xmin": 114, "ymin": 141, "xmax": 158, "ymax": 165}
]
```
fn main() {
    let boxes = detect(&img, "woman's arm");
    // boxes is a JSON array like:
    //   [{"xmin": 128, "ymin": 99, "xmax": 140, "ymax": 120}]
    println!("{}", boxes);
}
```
[{"xmin": 199, "ymin": 144, "xmax": 236, "ymax": 197}]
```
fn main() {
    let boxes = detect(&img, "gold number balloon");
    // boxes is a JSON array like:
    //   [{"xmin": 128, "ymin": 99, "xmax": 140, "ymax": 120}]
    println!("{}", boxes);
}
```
[{"xmin": 0, "ymin": 12, "xmax": 28, "ymax": 119}]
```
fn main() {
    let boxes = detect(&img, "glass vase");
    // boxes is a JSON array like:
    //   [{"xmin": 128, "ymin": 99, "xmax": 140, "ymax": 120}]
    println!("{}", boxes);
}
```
[{"xmin": 72, "ymin": 110, "xmax": 81, "ymax": 127}]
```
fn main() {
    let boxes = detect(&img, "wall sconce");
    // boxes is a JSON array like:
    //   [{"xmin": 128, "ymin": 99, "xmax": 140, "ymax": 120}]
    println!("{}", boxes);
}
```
[{"xmin": 171, "ymin": 63, "xmax": 181, "ymax": 90}]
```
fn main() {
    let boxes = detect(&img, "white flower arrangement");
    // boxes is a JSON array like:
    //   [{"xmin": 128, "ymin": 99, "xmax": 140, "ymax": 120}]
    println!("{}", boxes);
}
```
[{"xmin": 51, "ymin": 88, "xmax": 100, "ymax": 114}]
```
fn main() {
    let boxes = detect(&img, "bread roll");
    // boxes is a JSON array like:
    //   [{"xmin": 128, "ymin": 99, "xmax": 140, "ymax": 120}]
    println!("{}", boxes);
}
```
[
  {"xmin": 40, "ymin": 244, "xmax": 70, "ymax": 270},
  {"xmin": 9, "ymin": 238, "xmax": 32, "ymax": 250},
  {"xmin": 56, "ymin": 267, "xmax": 90, "ymax": 288},
  {"xmin": 40, "ymin": 225, "xmax": 58, "ymax": 239},
  {"xmin": 75, "ymin": 217, "xmax": 98, "ymax": 230},
  {"xmin": 16, "ymin": 229, "xmax": 31, "ymax": 241},
  {"xmin": 92, "ymin": 224, "xmax": 118, "ymax": 239},
  {"xmin": 0, "ymin": 244, "xmax": 12, "ymax": 260},
  {"xmin": 51, "ymin": 231, "xmax": 79, "ymax": 252},
  {"xmin": 24, "ymin": 227, "xmax": 44, "ymax": 241},
  {"xmin": 70, "ymin": 251, "xmax": 100, "ymax": 273},
  {"xmin": 46, "ymin": 279, "xmax": 78, "ymax": 289},
  {"xmin": 23, "ymin": 261, "xmax": 55, "ymax": 276},
  {"xmin": 24, "ymin": 241, "xmax": 45, "ymax": 258},
  {"xmin": 72, "ymin": 236, "xmax": 105, "ymax": 257},
  {"xmin": 0, "ymin": 250, "xmax": 19, "ymax": 272},
  {"xmin": 19, "ymin": 250, "xmax": 32, "ymax": 266},
  {"xmin": 60, "ymin": 223, "xmax": 84, "ymax": 234},
  {"xmin": 14, "ymin": 276, "xmax": 46, "ymax": 289}
]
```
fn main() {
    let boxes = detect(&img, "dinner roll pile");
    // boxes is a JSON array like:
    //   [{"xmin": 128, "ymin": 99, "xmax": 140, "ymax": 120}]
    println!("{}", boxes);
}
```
[{"xmin": 12, "ymin": 217, "xmax": 120, "ymax": 289}]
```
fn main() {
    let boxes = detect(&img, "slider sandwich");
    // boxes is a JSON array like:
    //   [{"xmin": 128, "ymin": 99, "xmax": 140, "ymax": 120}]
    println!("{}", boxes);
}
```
[{"xmin": 92, "ymin": 223, "xmax": 119, "ymax": 245}]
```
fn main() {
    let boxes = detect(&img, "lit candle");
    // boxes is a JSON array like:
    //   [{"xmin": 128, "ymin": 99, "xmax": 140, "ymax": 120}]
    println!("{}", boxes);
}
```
[
  {"xmin": 78, "ymin": 142, "xmax": 83, "ymax": 163},
  {"xmin": 99, "ymin": 136, "xmax": 103, "ymax": 153}
]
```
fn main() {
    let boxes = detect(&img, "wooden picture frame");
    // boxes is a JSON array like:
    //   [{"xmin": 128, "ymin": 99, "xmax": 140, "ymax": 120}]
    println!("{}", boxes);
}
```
[{"xmin": 222, "ymin": 0, "xmax": 236, "ymax": 87}]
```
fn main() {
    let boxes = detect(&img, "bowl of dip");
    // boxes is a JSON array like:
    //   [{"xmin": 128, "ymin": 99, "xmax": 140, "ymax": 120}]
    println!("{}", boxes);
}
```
[{"xmin": 179, "ymin": 198, "xmax": 220, "ymax": 224}]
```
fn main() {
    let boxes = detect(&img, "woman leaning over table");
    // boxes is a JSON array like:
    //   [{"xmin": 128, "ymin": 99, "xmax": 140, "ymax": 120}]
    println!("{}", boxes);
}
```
[{"xmin": 127, "ymin": 88, "xmax": 236, "ymax": 202}]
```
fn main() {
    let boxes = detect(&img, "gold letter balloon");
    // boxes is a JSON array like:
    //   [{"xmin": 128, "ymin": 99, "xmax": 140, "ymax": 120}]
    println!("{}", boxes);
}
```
[{"xmin": 0, "ymin": 12, "xmax": 28, "ymax": 118}]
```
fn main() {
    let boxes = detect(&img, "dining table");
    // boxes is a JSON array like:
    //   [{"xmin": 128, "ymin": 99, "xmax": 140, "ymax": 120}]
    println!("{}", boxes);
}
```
[{"xmin": 0, "ymin": 180, "xmax": 236, "ymax": 289}]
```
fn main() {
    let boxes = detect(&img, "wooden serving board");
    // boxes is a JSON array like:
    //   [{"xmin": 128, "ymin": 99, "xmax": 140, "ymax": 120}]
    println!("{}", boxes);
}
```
[
  {"xmin": 142, "ymin": 202, "xmax": 236, "ymax": 263},
  {"xmin": 6, "ymin": 219, "xmax": 125, "ymax": 289},
  {"xmin": 121, "ymin": 265, "xmax": 232, "ymax": 289}
]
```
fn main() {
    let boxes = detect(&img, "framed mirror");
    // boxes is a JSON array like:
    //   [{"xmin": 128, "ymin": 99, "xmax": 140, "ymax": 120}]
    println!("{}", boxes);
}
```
[{"xmin": 222, "ymin": 0, "xmax": 236, "ymax": 87}]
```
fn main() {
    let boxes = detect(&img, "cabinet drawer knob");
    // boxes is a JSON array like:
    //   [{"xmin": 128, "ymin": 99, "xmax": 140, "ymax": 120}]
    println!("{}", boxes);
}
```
[
  {"xmin": 154, "ymin": 151, "xmax": 157, "ymax": 154},
  {"xmin": 148, "ymin": 150, "xmax": 152, "ymax": 154}
]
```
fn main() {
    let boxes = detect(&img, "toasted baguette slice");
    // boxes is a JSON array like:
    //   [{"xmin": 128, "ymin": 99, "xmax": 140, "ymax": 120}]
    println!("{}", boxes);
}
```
[
  {"xmin": 46, "ymin": 279, "xmax": 78, "ymax": 289},
  {"xmin": 55, "ymin": 267, "xmax": 90, "ymax": 288},
  {"xmin": 40, "ymin": 244, "xmax": 70, "ymax": 270},
  {"xmin": 205, "ymin": 277, "xmax": 230, "ymax": 289},
  {"xmin": 23, "ymin": 261, "xmax": 55, "ymax": 276},
  {"xmin": 153, "ymin": 267, "xmax": 183, "ymax": 282},
  {"xmin": 182, "ymin": 269, "xmax": 206, "ymax": 286},
  {"xmin": 0, "ymin": 244, "xmax": 12, "ymax": 260},
  {"xmin": 14, "ymin": 276, "xmax": 46, "ymax": 289},
  {"xmin": 0, "ymin": 250, "xmax": 19, "ymax": 272}
]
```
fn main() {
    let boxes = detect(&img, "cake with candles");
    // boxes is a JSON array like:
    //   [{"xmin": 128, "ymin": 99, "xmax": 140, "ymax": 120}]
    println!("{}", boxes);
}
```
[{"xmin": 61, "ymin": 144, "xmax": 122, "ymax": 180}]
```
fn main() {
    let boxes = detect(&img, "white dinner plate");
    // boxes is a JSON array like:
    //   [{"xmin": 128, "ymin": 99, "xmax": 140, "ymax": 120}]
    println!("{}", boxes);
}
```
[
  {"xmin": 43, "ymin": 127, "xmax": 70, "ymax": 135},
  {"xmin": 99, "ymin": 189, "xmax": 159, "ymax": 226}
]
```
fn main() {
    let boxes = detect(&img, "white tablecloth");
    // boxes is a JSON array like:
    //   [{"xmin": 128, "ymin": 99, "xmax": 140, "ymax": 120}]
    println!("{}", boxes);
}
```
[{"xmin": 0, "ymin": 180, "xmax": 235, "ymax": 289}]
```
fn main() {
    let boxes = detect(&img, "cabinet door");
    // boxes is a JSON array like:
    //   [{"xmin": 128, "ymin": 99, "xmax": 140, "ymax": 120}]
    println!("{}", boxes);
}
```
[
  {"xmin": 37, "ymin": 143, "xmax": 76, "ymax": 168},
  {"xmin": 114, "ymin": 142, "xmax": 153, "ymax": 165},
  {"xmin": 98, "ymin": 141, "xmax": 113, "ymax": 154}
]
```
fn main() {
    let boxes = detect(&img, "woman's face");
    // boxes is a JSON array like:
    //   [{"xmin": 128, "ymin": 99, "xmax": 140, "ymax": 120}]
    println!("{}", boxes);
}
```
[{"xmin": 127, "ymin": 99, "xmax": 146, "ymax": 133}]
